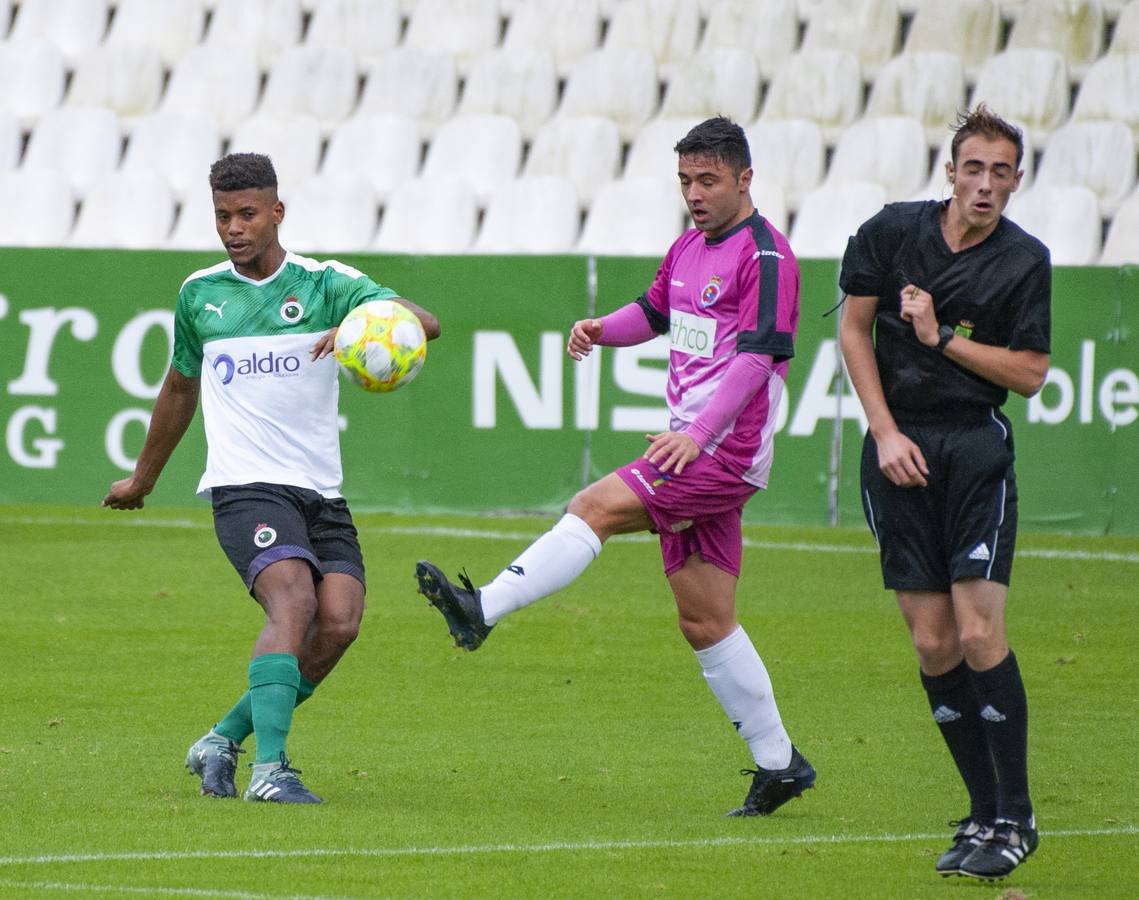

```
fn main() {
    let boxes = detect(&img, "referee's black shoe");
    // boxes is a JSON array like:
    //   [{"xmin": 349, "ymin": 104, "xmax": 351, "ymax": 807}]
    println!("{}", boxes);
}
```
[
  {"xmin": 725, "ymin": 746, "xmax": 816, "ymax": 817},
  {"xmin": 935, "ymin": 818, "xmax": 993, "ymax": 876},
  {"xmin": 415, "ymin": 560, "xmax": 494, "ymax": 651},
  {"xmin": 958, "ymin": 819, "xmax": 1038, "ymax": 880}
]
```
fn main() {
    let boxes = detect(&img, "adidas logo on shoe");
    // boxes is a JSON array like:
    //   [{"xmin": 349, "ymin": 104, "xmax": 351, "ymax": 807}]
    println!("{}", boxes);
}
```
[
  {"xmin": 933, "ymin": 705, "xmax": 962, "ymax": 723},
  {"xmin": 968, "ymin": 542, "xmax": 991, "ymax": 561}
]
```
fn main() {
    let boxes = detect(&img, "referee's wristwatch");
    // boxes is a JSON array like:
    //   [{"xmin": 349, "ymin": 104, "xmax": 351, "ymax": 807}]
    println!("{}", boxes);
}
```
[{"xmin": 936, "ymin": 324, "xmax": 955, "ymax": 353}]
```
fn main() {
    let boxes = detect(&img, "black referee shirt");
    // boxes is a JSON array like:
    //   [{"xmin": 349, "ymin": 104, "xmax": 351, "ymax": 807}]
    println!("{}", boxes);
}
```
[{"xmin": 840, "ymin": 200, "xmax": 1051, "ymax": 420}]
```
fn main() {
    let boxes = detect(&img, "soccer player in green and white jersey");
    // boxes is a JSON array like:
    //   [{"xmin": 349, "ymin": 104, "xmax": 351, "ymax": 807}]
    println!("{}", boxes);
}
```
[{"xmin": 103, "ymin": 153, "xmax": 440, "ymax": 804}]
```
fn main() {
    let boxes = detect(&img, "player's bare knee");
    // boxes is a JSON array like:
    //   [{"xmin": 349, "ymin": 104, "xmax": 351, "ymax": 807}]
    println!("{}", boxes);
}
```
[{"xmin": 912, "ymin": 630, "xmax": 961, "ymax": 671}]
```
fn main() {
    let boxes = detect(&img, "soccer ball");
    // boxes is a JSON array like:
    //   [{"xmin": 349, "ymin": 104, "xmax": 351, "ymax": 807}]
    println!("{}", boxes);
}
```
[{"xmin": 333, "ymin": 300, "xmax": 427, "ymax": 393}]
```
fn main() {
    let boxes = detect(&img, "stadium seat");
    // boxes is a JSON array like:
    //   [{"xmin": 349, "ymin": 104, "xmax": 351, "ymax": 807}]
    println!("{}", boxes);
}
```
[
  {"xmin": 322, "ymin": 114, "xmax": 422, "ymax": 203},
  {"xmin": 160, "ymin": 45, "xmax": 262, "ymax": 137},
  {"xmin": 420, "ymin": 114, "xmax": 521, "ymax": 205},
  {"xmin": 0, "ymin": 112, "xmax": 19, "ymax": 171},
  {"xmin": 602, "ymin": 0, "xmax": 700, "ymax": 76},
  {"xmin": 456, "ymin": 48, "xmax": 558, "ymax": 140},
  {"xmin": 0, "ymin": 167, "xmax": 75, "ymax": 246},
  {"xmin": 760, "ymin": 50, "xmax": 864, "ymax": 143},
  {"xmin": 522, "ymin": 114, "xmax": 621, "ymax": 206},
  {"xmin": 801, "ymin": 0, "xmax": 900, "ymax": 78},
  {"xmin": 1071, "ymin": 53, "xmax": 1139, "ymax": 137},
  {"xmin": 790, "ymin": 180, "xmax": 888, "ymax": 259},
  {"xmin": 228, "ymin": 113, "xmax": 323, "ymax": 198},
  {"xmin": 104, "ymin": 0, "xmax": 205, "ymax": 68},
  {"xmin": 1006, "ymin": 0, "xmax": 1104, "ymax": 75},
  {"xmin": 500, "ymin": 0, "xmax": 601, "ymax": 76},
  {"xmin": 66, "ymin": 45, "xmax": 164, "ymax": 128},
  {"xmin": 558, "ymin": 49, "xmax": 660, "ymax": 142},
  {"xmin": 204, "ymin": 0, "xmax": 304, "ymax": 71},
  {"xmin": 1035, "ymin": 120, "xmax": 1137, "ymax": 216},
  {"xmin": 69, "ymin": 168, "xmax": 176, "ymax": 249},
  {"xmin": 577, "ymin": 177, "xmax": 685, "ymax": 257},
  {"xmin": 658, "ymin": 49, "xmax": 760, "ymax": 125},
  {"xmin": 0, "ymin": 39, "xmax": 66, "ymax": 126},
  {"xmin": 697, "ymin": 0, "xmax": 798, "ymax": 81},
  {"xmin": 970, "ymin": 50, "xmax": 1070, "ymax": 143},
  {"xmin": 259, "ymin": 46, "xmax": 360, "ymax": 133},
  {"xmin": 278, "ymin": 173, "xmax": 379, "ymax": 253},
  {"xmin": 121, "ymin": 111, "xmax": 223, "ymax": 202},
  {"xmin": 1108, "ymin": 1, "xmax": 1139, "ymax": 54},
  {"xmin": 865, "ymin": 52, "xmax": 968, "ymax": 147},
  {"xmin": 826, "ymin": 116, "xmax": 930, "ymax": 202},
  {"xmin": 1099, "ymin": 188, "xmax": 1139, "ymax": 264},
  {"xmin": 23, "ymin": 106, "xmax": 122, "ymax": 198},
  {"xmin": 1004, "ymin": 184, "xmax": 1102, "ymax": 265},
  {"xmin": 166, "ymin": 186, "xmax": 219, "ymax": 250},
  {"xmin": 372, "ymin": 176, "xmax": 479, "ymax": 253},
  {"xmin": 744, "ymin": 118, "xmax": 826, "ymax": 212},
  {"xmin": 473, "ymin": 175, "xmax": 581, "ymax": 252},
  {"xmin": 904, "ymin": 0, "xmax": 1001, "ymax": 82},
  {"xmin": 403, "ymin": 0, "xmax": 502, "ymax": 75},
  {"xmin": 357, "ymin": 48, "xmax": 458, "ymax": 138},
  {"xmin": 7, "ymin": 0, "xmax": 109, "ymax": 65},
  {"xmin": 752, "ymin": 180, "xmax": 790, "ymax": 233},
  {"xmin": 305, "ymin": 0, "xmax": 401, "ymax": 70},
  {"xmin": 624, "ymin": 117, "xmax": 702, "ymax": 185}
]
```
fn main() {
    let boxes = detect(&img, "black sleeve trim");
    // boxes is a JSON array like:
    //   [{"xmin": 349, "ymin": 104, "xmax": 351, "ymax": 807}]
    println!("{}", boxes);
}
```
[
  {"xmin": 747, "ymin": 216, "xmax": 795, "ymax": 362},
  {"xmin": 737, "ymin": 329, "xmax": 795, "ymax": 359},
  {"xmin": 635, "ymin": 293, "xmax": 670, "ymax": 335}
]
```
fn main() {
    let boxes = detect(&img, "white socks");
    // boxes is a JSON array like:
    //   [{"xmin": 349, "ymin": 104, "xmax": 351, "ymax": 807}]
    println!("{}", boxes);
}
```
[
  {"xmin": 480, "ymin": 513, "xmax": 603, "ymax": 626},
  {"xmin": 695, "ymin": 625, "xmax": 792, "ymax": 770}
]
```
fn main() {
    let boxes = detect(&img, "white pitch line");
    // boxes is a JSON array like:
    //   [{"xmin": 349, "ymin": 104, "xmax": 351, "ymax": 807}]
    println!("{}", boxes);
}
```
[
  {"xmin": 0, "ymin": 880, "xmax": 359, "ymax": 900},
  {"xmin": 1, "ymin": 826, "xmax": 1135, "ymax": 869},
  {"xmin": 4, "ymin": 516, "xmax": 1139, "ymax": 564}
]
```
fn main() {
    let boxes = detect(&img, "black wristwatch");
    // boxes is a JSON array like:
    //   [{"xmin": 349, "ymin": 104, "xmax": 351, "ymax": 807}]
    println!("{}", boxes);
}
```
[{"xmin": 936, "ymin": 324, "xmax": 955, "ymax": 353}]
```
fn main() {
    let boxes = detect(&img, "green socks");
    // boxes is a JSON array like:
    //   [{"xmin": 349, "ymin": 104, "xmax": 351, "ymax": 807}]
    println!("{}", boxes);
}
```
[
  {"xmin": 247, "ymin": 653, "xmax": 301, "ymax": 765},
  {"xmin": 213, "ymin": 674, "xmax": 317, "ymax": 745}
]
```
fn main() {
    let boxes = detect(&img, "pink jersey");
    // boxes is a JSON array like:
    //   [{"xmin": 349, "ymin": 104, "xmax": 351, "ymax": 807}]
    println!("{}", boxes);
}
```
[{"xmin": 637, "ymin": 211, "xmax": 800, "ymax": 487}]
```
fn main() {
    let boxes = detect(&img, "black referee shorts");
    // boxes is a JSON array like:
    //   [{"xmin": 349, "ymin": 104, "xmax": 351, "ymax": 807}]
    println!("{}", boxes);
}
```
[
  {"xmin": 211, "ymin": 482, "xmax": 365, "ymax": 595},
  {"xmin": 860, "ymin": 412, "xmax": 1018, "ymax": 592}
]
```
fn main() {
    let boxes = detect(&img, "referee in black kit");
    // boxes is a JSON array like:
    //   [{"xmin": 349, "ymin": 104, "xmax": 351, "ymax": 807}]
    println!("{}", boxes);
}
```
[{"xmin": 838, "ymin": 104, "xmax": 1051, "ymax": 882}]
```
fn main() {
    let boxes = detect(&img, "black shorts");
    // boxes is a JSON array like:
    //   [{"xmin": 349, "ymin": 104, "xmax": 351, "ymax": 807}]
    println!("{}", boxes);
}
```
[
  {"xmin": 860, "ymin": 412, "xmax": 1018, "ymax": 592},
  {"xmin": 211, "ymin": 482, "xmax": 365, "ymax": 594}
]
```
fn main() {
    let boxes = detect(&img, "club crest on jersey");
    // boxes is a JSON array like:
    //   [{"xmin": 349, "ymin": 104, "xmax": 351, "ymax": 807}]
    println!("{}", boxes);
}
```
[
  {"xmin": 700, "ymin": 275, "xmax": 723, "ymax": 308},
  {"xmin": 253, "ymin": 524, "xmax": 277, "ymax": 548},
  {"xmin": 280, "ymin": 297, "xmax": 304, "ymax": 323}
]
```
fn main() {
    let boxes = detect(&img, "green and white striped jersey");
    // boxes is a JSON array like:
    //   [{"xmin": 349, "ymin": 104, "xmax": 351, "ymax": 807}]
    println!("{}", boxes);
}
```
[{"xmin": 173, "ymin": 252, "xmax": 398, "ymax": 498}]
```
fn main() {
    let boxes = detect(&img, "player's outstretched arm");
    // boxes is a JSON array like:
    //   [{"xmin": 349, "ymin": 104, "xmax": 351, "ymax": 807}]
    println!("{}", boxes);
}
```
[
  {"xmin": 393, "ymin": 298, "xmax": 440, "ymax": 341},
  {"xmin": 102, "ymin": 367, "xmax": 201, "ymax": 510},
  {"xmin": 567, "ymin": 318, "xmax": 604, "ymax": 360}
]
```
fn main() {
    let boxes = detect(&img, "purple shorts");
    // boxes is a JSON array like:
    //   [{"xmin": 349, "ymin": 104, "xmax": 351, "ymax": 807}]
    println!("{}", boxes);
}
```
[{"xmin": 616, "ymin": 452, "xmax": 757, "ymax": 577}]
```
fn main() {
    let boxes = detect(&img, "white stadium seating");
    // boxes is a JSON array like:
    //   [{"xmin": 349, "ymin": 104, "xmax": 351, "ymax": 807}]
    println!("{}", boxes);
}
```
[
  {"xmin": 0, "ymin": 168, "xmax": 76, "ymax": 246},
  {"xmin": 0, "ymin": 0, "xmax": 1134, "ymax": 261},
  {"xmin": 69, "ymin": 168, "xmax": 176, "ymax": 249},
  {"xmin": 1005, "ymin": 184, "xmax": 1103, "ymax": 265}
]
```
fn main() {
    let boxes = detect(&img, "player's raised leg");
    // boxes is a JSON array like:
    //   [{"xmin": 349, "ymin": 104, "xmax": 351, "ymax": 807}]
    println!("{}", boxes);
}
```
[{"xmin": 415, "ymin": 473, "xmax": 650, "ymax": 649}]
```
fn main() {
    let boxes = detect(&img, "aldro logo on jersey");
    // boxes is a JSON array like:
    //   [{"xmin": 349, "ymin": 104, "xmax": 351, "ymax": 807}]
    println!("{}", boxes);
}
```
[
  {"xmin": 212, "ymin": 351, "xmax": 302, "ymax": 385},
  {"xmin": 280, "ymin": 297, "xmax": 305, "ymax": 323}
]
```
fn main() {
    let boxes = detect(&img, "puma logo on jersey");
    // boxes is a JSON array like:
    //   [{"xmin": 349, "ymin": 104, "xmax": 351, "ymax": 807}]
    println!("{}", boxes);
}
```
[{"xmin": 205, "ymin": 301, "xmax": 228, "ymax": 318}]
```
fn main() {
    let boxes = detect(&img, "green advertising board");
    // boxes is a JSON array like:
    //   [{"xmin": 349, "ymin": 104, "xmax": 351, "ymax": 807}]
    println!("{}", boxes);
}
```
[{"xmin": 1, "ymin": 249, "xmax": 1136, "ymax": 533}]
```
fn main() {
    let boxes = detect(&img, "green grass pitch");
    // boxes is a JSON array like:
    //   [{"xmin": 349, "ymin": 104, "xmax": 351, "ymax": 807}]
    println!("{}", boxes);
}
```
[{"xmin": 1, "ymin": 503, "xmax": 1136, "ymax": 899}]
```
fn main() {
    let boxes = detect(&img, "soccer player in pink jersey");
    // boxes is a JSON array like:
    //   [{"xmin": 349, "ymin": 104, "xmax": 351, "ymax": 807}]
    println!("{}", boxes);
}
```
[{"xmin": 415, "ymin": 117, "xmax": 814, "ymax": 817}]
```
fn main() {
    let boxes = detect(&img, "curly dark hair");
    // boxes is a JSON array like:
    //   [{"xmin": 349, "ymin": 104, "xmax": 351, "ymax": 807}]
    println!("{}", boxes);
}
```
[
  {"xmin": 950, "ymin": 103, "xmax": 1024, "ymax": 168},
  {"xmin": 673, "ymin": 116, "xmax": 751, "ymax": 174},
  {"xmin": 208, "ymin": 153, "xmax": 279, "ymax": 193}
]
